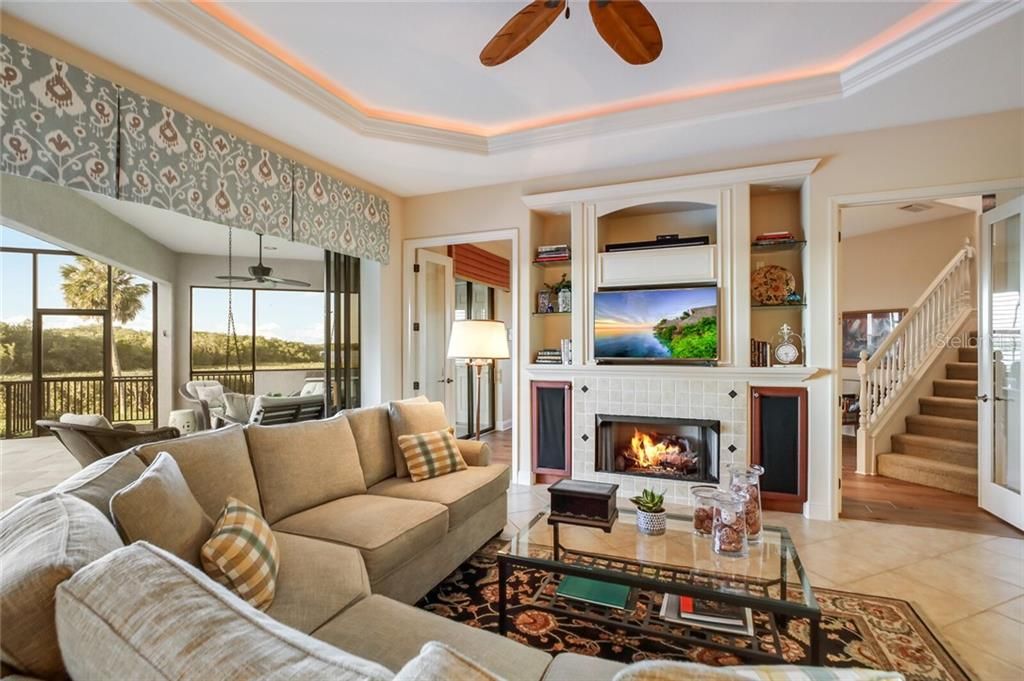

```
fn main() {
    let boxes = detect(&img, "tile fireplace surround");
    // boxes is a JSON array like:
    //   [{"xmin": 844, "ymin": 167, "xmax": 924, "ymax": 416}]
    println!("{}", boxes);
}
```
[{"xmin": 572, "ymin": 376, "xmax": 748, "ymax": 504}]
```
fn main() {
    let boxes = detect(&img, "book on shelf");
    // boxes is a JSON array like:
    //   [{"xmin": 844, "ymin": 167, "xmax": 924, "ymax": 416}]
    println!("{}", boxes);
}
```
[
  {"xmin": 537, "ymin": 244, "xmax": 569, "ymax": 252},
  {"xmin": 754, "ymin": 231, "xmax": 795, "ymax": 242},
  {"xmin": 556, "ymin": 576, "xmax": 631, "ymax": 610},
  {"xmin": 751, "ymin": 339, "xmax": 772, "ymax": 367},
  {"xmin": 560, "ymin": 339, "xmax": 572, "ymax": 364},
  {"xmin": 535, "ymin": 348, "xmax": 564, "ymax": 364},
  {"xmin": 659, "ymin": 595, "xmax": 753, "ymax": 636}
]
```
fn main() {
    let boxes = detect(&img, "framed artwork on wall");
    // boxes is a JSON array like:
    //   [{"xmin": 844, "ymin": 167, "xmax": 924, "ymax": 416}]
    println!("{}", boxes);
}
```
[{"xmin": 841, "ymin": 308, "xmax": 906, "ymax": 366}]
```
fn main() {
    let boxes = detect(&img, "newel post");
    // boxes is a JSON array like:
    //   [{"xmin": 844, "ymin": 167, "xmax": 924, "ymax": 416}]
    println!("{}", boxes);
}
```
[{"xmin": 856, "ymin": 350, "xmax": 873, "ymax": 475}]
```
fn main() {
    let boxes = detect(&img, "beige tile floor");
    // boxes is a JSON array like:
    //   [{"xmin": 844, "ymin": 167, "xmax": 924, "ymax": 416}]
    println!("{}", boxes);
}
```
[{"xmin": 4, "ymin": 438, "xmax": 1021, "ymax": 678}]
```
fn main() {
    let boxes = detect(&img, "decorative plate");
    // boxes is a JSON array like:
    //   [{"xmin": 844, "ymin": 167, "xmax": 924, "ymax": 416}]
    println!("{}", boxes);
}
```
[{"xmin": 751, "ymin": 265, "xmax": 796, "ymax": 305}]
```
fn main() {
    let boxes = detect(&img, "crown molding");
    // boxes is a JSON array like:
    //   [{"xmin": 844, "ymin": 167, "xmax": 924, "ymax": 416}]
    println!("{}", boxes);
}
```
[
  {"xmin": 145, "ymin": 0, "xmax": 1017, "ymax": 156},
  {"xmin": 521, "ymin": 158, "xmax": 822, "ymax": 211},
  {"xmin": 841, "ymin": 0, "xmax": 1023, "ymax": 94}
]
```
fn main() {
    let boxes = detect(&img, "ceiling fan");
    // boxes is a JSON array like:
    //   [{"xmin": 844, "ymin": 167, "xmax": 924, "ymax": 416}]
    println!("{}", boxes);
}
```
[
  {"xmin": 216, "ymin": 233, "xmax": 311, "ymax": 287},
  {"xmin": 480, "ymin": 0, "xmax": 662, "ymax": 67}
]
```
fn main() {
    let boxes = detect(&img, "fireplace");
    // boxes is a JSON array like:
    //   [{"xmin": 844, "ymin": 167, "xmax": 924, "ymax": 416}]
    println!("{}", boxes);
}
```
[{"xmin": 595, "ymin": 414, "xmax": 719, "ymax": 483}]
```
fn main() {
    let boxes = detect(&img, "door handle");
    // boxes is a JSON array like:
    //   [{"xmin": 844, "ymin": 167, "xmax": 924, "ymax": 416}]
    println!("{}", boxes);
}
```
[
  {"xmin": 976, "ymin": 394, "xmax": 989, "ymax": 402},
  {"xmin": 446, "ymin": 378, "xmax": 454, "ymax": 384}
]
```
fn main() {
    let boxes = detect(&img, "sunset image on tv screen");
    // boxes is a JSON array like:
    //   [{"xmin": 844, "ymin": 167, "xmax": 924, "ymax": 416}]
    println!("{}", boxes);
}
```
[{"xmin": 594, "ymin": 287, "xmax": 718, "ymax": 360}]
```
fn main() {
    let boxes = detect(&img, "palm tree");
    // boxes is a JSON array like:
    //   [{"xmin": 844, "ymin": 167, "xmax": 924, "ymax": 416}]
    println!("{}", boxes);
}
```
[{"xmin": 60, "ymin": 257, "xmax": 150, "ymax": 376}]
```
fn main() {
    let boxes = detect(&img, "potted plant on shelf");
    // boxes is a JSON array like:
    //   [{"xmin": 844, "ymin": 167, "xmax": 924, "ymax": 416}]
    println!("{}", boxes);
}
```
[{"xmin": 630, "ymin": 488, "xmax": 667, "ymax": 536}]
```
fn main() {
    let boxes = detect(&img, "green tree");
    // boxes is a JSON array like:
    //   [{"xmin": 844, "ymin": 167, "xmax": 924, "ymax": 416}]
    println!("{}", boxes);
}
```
[{"xmin": 59, "ymin": 257, "xmax": 150, "ymax": 376}]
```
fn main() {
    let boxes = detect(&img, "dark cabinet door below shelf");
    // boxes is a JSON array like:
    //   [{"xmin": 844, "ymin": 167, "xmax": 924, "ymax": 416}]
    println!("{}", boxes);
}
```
[
  {"xmin": 750, "ymin": 386, "xmax": 808, "ymax": 513},
  {"xmin": 532, "ymin": 381, "xmax": 572, "ymax": 484}
]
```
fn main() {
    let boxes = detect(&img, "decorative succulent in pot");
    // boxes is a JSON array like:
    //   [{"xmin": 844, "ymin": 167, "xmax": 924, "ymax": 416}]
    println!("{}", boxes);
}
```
[{"xmin": 630, "ymin": 488, "xmax": 667, "ymax": 536}]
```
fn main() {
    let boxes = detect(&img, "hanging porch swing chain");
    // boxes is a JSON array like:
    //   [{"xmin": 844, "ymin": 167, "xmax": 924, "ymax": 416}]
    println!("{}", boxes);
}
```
[{"xmin": 224, "ymin": 226, "xmax": 246, "ymax": 373}]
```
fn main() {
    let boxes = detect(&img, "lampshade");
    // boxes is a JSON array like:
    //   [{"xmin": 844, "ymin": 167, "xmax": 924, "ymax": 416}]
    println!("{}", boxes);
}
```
[{"xmin": 447, "ymin": 320, "xmax": 510, "ymax": 360}]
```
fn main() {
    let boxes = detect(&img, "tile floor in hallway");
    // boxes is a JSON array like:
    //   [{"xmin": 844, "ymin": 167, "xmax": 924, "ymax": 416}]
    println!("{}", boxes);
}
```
[{"xmin": 4, "ymin": 436, "xmax": 1021, "ymax": 679}]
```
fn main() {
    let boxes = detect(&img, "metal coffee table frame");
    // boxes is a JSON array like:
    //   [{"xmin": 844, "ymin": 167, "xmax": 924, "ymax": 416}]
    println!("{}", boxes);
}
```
[{"xmin": 497, "ymin": 511, "xmax": 823, "ymax": 665}]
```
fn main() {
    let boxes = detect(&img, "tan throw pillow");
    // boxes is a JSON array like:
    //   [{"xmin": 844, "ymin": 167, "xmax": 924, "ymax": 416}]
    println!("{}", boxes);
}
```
[
  {"xmin": 0, "ymin": 493, "xmax": 123, "ymax": 680},
  {"xmin": 389, "ymin": 398, "xmax": 448, "ymax": 477},
  {"xmin": 394, "ymin": 641, "xmax": 506, "ymax": 681},
  {"xmin": 244, "ymin": 414, "xmax": 367, "ymax": 524},
  {"xmin": 110, "ymin": 452, "xmax": 213, "ymax": 566},
  {"xmin": 201, "ymin": 497, "xmax": 279, "ymax": 611},
  {"xmin": 398, "ymin": 429, "xmax": 467, "ymax": 482}
]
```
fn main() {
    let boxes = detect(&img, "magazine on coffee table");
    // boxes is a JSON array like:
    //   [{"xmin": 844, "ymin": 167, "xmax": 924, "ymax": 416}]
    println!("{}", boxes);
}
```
[{"xmin": 659, "ymin": 594, "xmax": 753, "ymax": 636}]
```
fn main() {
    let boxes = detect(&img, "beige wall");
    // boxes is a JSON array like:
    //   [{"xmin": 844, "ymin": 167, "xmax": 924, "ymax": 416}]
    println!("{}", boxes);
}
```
[
  {"xmin": 402, "ymin": 109, "xmax": 1024, "ymax": 519},
  {"xmin": 840, "ymin": 213, "xmax": 977, "ymax": 313}
]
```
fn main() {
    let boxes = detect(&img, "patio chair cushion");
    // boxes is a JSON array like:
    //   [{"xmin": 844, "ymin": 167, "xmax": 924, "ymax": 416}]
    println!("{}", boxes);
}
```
[
  {"xmin": 59, "ymin": 413, "xmax": 113, "ymax": 429},
  {"xmin": 0, "ymin": 493, "xmax": 123, "ymax": 680},
  {"xmin": 110, "ymin": 453, "xmax": 213, "ymax": 566},
  {"xmin": 134, "ymin": 425, "xmax": 261, "ymax": 519},
  {"xmin": 191, "ymin": 382, "xmax": 226, "ymax": 409},
  {"xmin": 245, "ymin": 415, "xmax": 368, "ymax": 524},
  {"xmin": 52, "ymin": 450, "xmax": 147, "ymax": 522}
]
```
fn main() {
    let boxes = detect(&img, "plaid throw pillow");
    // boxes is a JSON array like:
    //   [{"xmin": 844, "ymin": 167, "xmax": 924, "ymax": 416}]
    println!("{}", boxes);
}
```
[
  {"xmin": 200, "ymin": 497, "xmax": 279, "ymax": 611},
  {"xmin": 397, "ymin": 429, "xmax": 467, "ymax": 482}
]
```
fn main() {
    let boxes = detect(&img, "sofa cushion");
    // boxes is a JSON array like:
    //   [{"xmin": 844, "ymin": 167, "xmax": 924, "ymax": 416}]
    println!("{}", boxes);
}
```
[
  {"xmin": 201, "ymin": 497, "xmax": 279, "ymax": 611},
  {"xmin": 55, "ymin": 542, "xmax": 394, "ymax": 681},
  {"xmin": 266, "ymin": 531, "xmax": 370, "ymax": 634},
  {"xmin": 0, "ymin": 494, "xmax": 123, "ymax": 680},
  {"xmin": 314, "ymin": 594, "xmax": 552, "ymax": 681},
  {"xmin": 398, "ymin": 429, "xmax": 468, "ymax": 482},
  {"xmin": 394, "ymin": 641, "xmax": 504, "ymax": 681},
  {"xmin": 343, "ymin": 403, "xmax": 396, "ymax": 487},
  {"xmin": 542, "ymin": 653, "xmax": 625, "ymax": 681},
  {"xmin": 245, "ymin": 415, "xmax": 367, "ymax": 524},
  {"xmin": 388, "ymin": 397, "xmax": 445, "ymax": 477},
  {"xmin": 110, "ymin": 452, "xmax": 213, "ymax": 566},
  {"xmin": 610, "ymin": 660, "xmax": 744, "ymax": 681},
  {"xmin": 51, "ymin": 450, "xmax": 146, "ymax": 522},
  {"xmin": 134, "ymin": 424, "xmax": 261, "ymax": 518},
  {"xmin": 273, "ymin": 495, "xmax": 448, "ymax": 582},
  {"xmin": 368, "ymin": 464, "xmax": 510, "ymax": 529}
]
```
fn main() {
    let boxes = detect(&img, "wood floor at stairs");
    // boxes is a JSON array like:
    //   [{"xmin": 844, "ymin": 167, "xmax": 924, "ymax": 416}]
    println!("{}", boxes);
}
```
[{"xmin": 876, "ymin": 346, "xmax": 979, "ymax": 497}]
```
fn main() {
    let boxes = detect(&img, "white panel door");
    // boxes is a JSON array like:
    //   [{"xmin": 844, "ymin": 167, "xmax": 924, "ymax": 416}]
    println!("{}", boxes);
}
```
[
  {"xmin": 415, "ymin": 249, "xmax": 455, "ymax": 415},
  {"xmin": 979, "ymin": 197, "xmax": 1023, "ymax": 529}
]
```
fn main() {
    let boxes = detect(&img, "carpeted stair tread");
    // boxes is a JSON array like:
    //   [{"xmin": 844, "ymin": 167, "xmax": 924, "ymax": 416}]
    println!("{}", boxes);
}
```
[
  {"xmin": 958, "ymin": 347, "xmax": 978, "ymax": 363},
  {"xmin": 933, "ymin": 379, "xmax": 978, "ymax": 399},
  {"xmin": 892, "ymin": 433, "xmax": 976, "ymax": 467},
  {"xmin": 877, "ymin": 453, "xmax": 977, "ymax": 496},
  {"xmin": 946, "ymin": 362, "xmax": 977, "ymax": 380},
  {"xmin": 906, "ymin": 414, "xmax": 977, "ymax": 442},
  {"xmin": 919, "ymin": 396, "xmax": 978, "ymax": 421}
]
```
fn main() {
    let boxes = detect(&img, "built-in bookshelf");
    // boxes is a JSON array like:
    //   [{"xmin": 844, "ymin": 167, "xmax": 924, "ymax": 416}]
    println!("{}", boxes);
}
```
[{"xmin": 530, "ymin": 213, "xmax": 573, "ymax": 365}]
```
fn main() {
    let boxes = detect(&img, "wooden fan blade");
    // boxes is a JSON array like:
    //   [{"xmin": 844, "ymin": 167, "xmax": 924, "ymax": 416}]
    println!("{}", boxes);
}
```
[
  {"xmin": 263, "ymin": 276, "xmax": 311, "ymax": 288},
  {"xmin": 215, "ymin": 275, "xmax": 256, "ymax": 282},
  {"xmin": 589, "ymin": 0, "xmax": 662, "ymax": 65},
  {"xmin": 480, "ymin": 0, "xmax": 566, "ymax": 67}
]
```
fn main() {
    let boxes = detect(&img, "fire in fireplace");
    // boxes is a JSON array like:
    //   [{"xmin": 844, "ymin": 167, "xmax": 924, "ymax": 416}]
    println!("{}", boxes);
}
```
[{"xmin": 595, "ymin": 414, "xmax": 719, "ymax": 483}]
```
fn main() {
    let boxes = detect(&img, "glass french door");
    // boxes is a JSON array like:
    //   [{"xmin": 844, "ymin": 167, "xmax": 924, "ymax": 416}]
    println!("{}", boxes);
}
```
[
  {"xmin": 415, "ymin": 249, "xmax": 456, "ymax": 415},
  {"xmin": 35, "ymin": 310, "xmax": 110, "ymax": 424},
  {"xmin": 979, "ymin": 197, "xmax": 1023, "ymax": 529}
]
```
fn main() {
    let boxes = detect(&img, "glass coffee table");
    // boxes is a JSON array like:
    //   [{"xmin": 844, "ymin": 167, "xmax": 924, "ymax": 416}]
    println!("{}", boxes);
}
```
[{"xmin": 497, "ymin": 509, "xmax": 822, "ymax": 664}]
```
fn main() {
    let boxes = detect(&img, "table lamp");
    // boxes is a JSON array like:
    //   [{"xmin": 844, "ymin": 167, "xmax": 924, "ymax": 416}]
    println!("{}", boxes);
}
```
[{"xmin": 447, "ymin": 320, "xmax": 510, "ymax": 440}]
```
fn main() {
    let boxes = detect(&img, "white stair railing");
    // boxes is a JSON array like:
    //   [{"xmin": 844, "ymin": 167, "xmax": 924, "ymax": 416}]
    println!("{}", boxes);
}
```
[{"xmin": 857, "ymin": 238, "xmax": 975, "ymax": 438}]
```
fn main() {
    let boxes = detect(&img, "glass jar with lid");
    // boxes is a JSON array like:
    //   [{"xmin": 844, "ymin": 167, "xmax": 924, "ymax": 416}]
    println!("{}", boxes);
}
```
[
  {"xmin": 689, "ymin": 485, "xmax": 719, "ymax": 536},
  {"xmin": 712, "ymin": 491, "xmax": 748, "ymax": 557},
  {"xmin": 727, "ymin": 463, "xmax": 764, "ymax": 544}
]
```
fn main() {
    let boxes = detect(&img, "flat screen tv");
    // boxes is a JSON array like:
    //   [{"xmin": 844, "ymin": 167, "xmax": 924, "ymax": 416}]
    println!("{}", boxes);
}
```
[{"xmin": 594, "ymin": 286, "xmax": 718, "ymax": 362}]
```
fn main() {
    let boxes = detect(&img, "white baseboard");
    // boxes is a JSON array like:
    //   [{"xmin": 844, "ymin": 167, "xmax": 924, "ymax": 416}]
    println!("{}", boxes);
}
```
[{"xmin": 497, "ymin": 419, "xmax": 512, "ymax": 431}]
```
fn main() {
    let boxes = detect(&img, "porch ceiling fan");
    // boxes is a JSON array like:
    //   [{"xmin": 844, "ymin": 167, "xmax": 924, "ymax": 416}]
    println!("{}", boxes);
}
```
[
  {"xmin": 480, "ymin": 0, "xmax": 663, "ymax": 67},
  {"xmin": 215, "ymin": 232, "xmax": 311, "ymax": 287}
]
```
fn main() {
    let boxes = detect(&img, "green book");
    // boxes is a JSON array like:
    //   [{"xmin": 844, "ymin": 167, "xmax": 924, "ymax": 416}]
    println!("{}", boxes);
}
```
[{"xmin": 556, "ymin": 576, "xmax": 631, "ymax": 610}]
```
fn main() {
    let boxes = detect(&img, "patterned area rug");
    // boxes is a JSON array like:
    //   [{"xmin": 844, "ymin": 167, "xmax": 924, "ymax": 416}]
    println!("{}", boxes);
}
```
[{"xmin": 416, "ymin": 540, "xmax": 971, "ymax": 681}]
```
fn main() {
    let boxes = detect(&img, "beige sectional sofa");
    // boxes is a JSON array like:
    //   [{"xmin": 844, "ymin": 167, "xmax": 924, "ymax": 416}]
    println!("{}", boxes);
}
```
[{"xmin": 0, "ymin": 399, "xmax": 902, "ymax": 681}]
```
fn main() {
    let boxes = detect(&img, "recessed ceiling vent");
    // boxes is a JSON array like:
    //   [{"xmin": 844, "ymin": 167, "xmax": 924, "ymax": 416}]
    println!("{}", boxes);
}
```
[{"xmin": 898, "ymin": 203, "xmax": 932, "ymax": 213}]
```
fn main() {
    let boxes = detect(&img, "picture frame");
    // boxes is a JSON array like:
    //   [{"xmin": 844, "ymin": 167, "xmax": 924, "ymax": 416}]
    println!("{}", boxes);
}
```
[{"xmin": 841, "ymin": 308, "xmax": 906, "ymax": 367}]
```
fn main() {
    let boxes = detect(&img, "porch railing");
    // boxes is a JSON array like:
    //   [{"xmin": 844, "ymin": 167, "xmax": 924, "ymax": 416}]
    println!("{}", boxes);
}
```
[
  {"xmin": 1, "ymin": 375, "xmax": 156, "ymax": 438},
  {"xmin": 190, "ymin": 370, "xmax": 255, "ymax": 395}
]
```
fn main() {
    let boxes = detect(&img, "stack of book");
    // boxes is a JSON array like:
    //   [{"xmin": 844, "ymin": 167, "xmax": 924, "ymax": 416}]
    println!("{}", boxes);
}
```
[
  {"xmin": 535, "ymin": 349, "xmax": 564, "ymax": 365},
  {"xmin": 660, "ymin": 595, "xmax": 753, "ymax": 636},
  {"xmin": 751, "ymin": 340, "xmax": 771, "ymax": 367},
  {"xmin": 754, "ymin": 230, "xmax": 795, "ymax": 244},
  {"xmin": 536, "ymin": 244, "xmax": 570, "ymax": 263}
]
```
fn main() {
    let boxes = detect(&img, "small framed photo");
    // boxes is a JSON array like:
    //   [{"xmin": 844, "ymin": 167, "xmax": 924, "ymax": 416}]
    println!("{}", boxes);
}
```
[{"xmin": 841, "ymin": 309, "xmax": 906, "ymax": 367}]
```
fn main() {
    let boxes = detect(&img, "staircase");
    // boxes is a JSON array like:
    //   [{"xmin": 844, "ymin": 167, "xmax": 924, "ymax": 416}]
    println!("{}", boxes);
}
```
[{"xmin": 876, "ymin": 343, "xmax": 978, "ymax": 496}]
